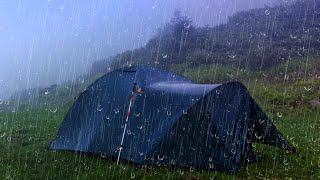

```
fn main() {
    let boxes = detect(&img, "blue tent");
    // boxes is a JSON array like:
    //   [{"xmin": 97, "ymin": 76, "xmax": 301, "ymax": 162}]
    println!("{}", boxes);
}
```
[{"xmin": 50, "ymin": 66, "xmax": 296, "ymax": 172}]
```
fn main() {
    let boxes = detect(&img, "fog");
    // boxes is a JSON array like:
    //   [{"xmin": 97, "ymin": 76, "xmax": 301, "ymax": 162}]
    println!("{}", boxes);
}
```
[{"xmin": 0, "ymin": 0, "xmax": 281, "ymax": 99}]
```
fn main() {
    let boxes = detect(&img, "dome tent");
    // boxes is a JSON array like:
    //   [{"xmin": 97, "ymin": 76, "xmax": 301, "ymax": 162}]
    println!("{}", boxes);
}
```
[{"xmin": 50, "ymin": 66, "xmax": 296, "ymax": 172}]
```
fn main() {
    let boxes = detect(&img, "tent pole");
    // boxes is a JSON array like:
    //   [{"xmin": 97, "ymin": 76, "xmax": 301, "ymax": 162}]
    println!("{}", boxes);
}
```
[{"xmin": 117, "ymin": 83, "xmax": 137, "ymax": 165}]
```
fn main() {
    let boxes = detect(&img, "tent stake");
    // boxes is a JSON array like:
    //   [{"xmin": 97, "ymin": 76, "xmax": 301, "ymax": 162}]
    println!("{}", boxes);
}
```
[{"xmin": 117, "ymin": 83, "xmax": 137, "ymax": 165}]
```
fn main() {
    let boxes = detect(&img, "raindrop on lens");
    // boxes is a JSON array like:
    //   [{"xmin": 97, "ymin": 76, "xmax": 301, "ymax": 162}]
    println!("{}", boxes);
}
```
[
  {"xmin": 134, "ymin": 113, "xmax": 140, "ymax": 117},
  {"xmin": 0, "ymin": 132, "xmax": 5, "ymax": 138},
  {"xmin": 277, "ymin": 112, "xmax": 282, "ymax": 118},
  {"xmin": 182, "ymin": 110, "xmax": 187, "ymax": 114},
  {"xmin": 161, "ymin": 54, "xmax": 168, "ymax": 58},
  {"xmin": 131, "ymin": 173, "xmax": 136, "ymax": 179},
  {"xmin": 50, "ymin": 107, "xmax": 58, "ymax": 113},
  {"xmin": 101, "ymin": 153, "xmax": 106, "ymax": 158},
  {"xmin": 184, "ymin": 22, "xmax": 190, "ymax": 28},
  {"xmin": 304, "ymin": 86, "xmax": 312, "ymax": 91},
  {"xmin": 255, "ymin": 133, "xmax": 263, "ymax": 139},
  {"xmin": 265, "ymin": 9, "xmax": 270, "ymax": 15}
]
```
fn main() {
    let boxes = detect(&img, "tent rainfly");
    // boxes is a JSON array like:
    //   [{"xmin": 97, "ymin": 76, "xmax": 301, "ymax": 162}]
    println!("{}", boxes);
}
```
[{"xmin": 50, "ymin": 66, "xmax": 296, "ymax": 172}]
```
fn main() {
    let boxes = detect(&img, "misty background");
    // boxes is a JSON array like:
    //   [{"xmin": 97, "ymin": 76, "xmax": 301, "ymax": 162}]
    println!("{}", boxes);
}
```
[{"xmin": 0, "ymin": 0, "xmax": 284, "ymax": 99}]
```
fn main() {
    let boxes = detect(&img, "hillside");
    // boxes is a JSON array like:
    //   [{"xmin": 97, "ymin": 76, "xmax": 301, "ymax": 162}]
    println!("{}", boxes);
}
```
[{"xmin": 91, "ymin": 0, "xmax": 320, "ymax": 74}]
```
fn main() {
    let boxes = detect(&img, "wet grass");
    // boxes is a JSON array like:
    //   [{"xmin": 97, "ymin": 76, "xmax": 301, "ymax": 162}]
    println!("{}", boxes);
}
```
[
  {"xmin": 0, "ymin": 108, "xmax": 319, "ymax": 179},
  {"xmin": 0, "ymin": 60, "xmax": 320, "ymax": 179}
]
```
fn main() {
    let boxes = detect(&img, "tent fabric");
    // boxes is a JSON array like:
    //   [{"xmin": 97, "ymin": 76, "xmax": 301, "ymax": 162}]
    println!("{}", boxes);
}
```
[{"xmin": 50, "ymin": 66, "xmax": 296, "ymax": 172}]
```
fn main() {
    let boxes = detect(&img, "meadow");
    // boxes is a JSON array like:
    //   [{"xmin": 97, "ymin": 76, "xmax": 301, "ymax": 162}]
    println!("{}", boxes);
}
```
[{"xmin": 0, "ymin": 59, "xmax": 320, "ymax": 179}]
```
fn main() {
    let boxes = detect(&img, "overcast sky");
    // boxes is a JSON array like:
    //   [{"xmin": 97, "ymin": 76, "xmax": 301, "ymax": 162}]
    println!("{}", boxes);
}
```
[{"xmin": 0, "ymin": 0, "xmax": 282, "ymax": 99}]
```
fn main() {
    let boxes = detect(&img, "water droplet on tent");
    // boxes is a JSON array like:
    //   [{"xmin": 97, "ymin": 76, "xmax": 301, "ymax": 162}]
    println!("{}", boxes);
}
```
[
  {"xmin": 277, "ymin": 112, "xmax": 283, "ymax": 118},
  {"xmin": 205, "ymin": 112, "xmax": 210, "ymax": 119},
  {"xmin": 0, "ymin": 99, "xmax": 3, "ymax": 105},
  {"xmin": 182, "ymin": 110, "xmax": 187, "ymax": 114},
  {"xmin": 223, "ymin": 153, "xmax": 228, "ymax": 158},
  {"xmin": 231, "ymin": 149, "xmax": 236, "ymax": 154},
  {"xmin": 127, "ymin": 130, "xmax": 132, "ymax": 135},
  {"xmin": 162, "ymin": 54, "xmax": 168, "ymax": 58},
  {"xmin": 209, "ymin": 163, "xmax": 215, "ymax": 169},
  {"xmin": 255, "ymin": 132, "xmax": 263, "ymax": 139},
  {"xmin": 260, "ymin": 32, "xmax": 266, "ymax": 37},
  {"xmin": 154, "ymin": 61, "xmax": 160, "ymax": 64},
  {"xmin": 265, "ymin": 9, "xmax": 270, "ymax": 15},
  {"xmin": 96, "ymin": 105, "xmax": 103, "ymax": 111},
  {"xmin": 189, "ymin": 166, "xmax": 194, "ymax": 172},
  {"xmin": 106, "ymin": 115, "xmax": 110, "ymax": 120},
  {"xmin": 259, "ymin": 119, "xmax": 265, "ymax": 124},
  {"xmin": 114, "ymin": 108, "xmax": 120, "ymax": 114},
  {"xmin": 290, "ymin": 34, "xmax": 297, "ymax": 39},
  {"xmin": 209, "ymin": 157, "xmax": 213, "ymax": 162},
  {"xmin": 137, "ymin": 125, "xmax": 143, "ymax": 130},
  {"xmin": 262, "ymin": 73, "xmax": 269, "ymax": 77},
  {"xmin": 227, "ymin": 130, "xmax": 232, "ymax": 135},
  {"xmin": 304, "ymin": 86, "xmax": 312, "ymax": 91},
  {"xmin": 166, "ymin": 111, "xmax": 171, "ymax": 116},
  {"xmin": 6, "ymin": 136, "xmax": 11, "ymax": 142},
  {"xmin": 283, "ymin": 159, "xmax": 289, "ymax": 166},
  {"xmin": 139, "ymin": 152, "xmax": 144, "ymax": 156},
  {"xmin": 170, "ymin": 159, "xmax": 175, "ymax": 164},
  {"xmin": 131, "ymin": 173, "xmax": 136, "ymax": 179},
  {"xmin": 228, "ymin": 54, "xmax": 237, "ymax": 59},
  {"xmin": 50, "ymin": 107, "xmax": 58, "ymax": 113},
  {"xmin": 134, "ymin": 113, "xmax": 140, "ymax": 117}
]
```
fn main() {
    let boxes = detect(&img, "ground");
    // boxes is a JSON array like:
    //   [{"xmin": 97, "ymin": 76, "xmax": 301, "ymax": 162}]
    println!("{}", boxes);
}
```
[{"xmin": 0, "ymin": 60, "xmax": 320, "ymax": 179}]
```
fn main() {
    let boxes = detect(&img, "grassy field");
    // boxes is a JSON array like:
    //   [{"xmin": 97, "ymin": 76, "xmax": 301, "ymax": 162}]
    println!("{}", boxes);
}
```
[{"xmin": 0, "ymin": 60, "xmax": 320, "ymax": 179}]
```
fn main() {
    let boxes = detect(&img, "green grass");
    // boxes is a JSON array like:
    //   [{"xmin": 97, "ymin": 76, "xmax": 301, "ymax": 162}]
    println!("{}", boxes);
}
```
[
  {"xmin": 1, "ymin": 60, "xmax": 320, "ymax": 179},
  {"xmin": 0, "ymin": 108, "xmax": 319, "ymax": 179}
]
